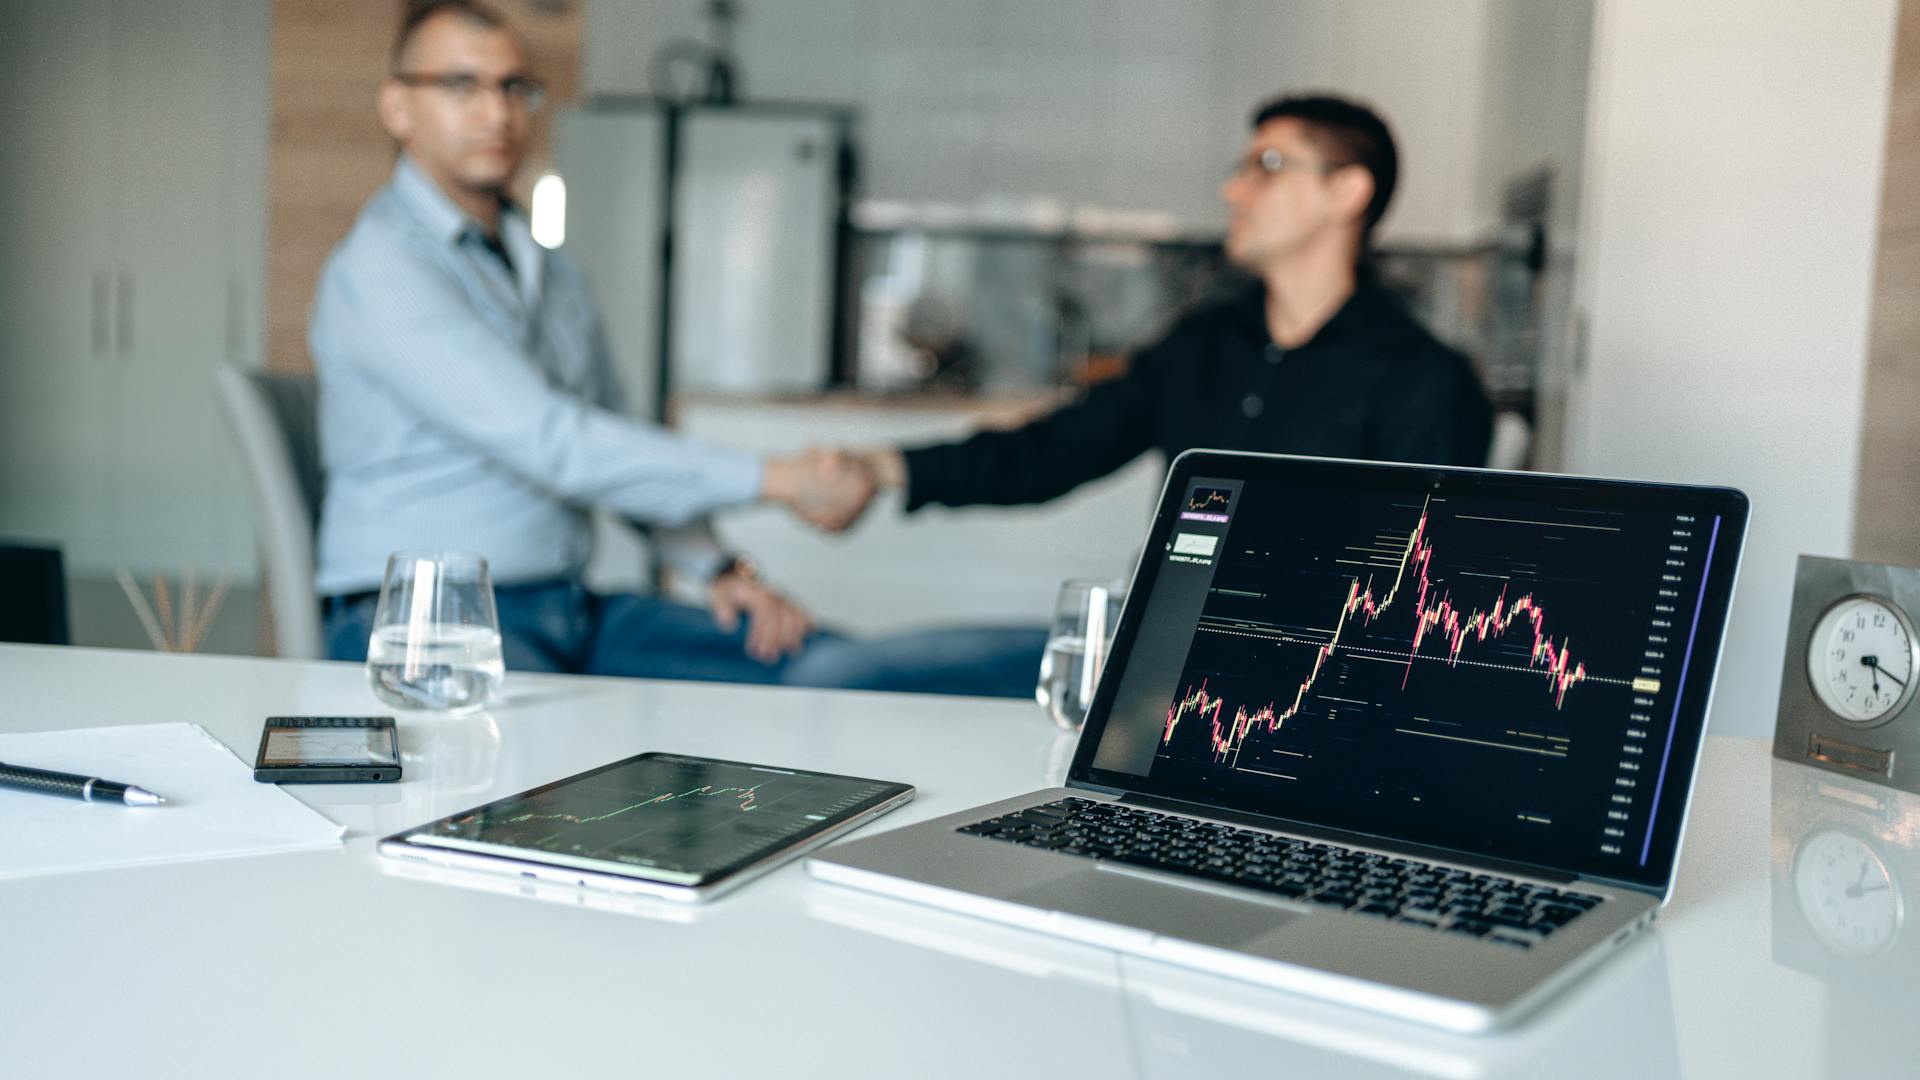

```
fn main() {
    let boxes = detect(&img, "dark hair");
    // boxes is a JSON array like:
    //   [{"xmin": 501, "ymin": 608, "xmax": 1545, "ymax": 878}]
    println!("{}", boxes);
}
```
[
  {"xmin": 1250, "ymin": 94, "xmax": 1398, "ymax": 241},
  {"xmin": 393, "ymin": 0, "xmax": 508, "ymax": 72}
]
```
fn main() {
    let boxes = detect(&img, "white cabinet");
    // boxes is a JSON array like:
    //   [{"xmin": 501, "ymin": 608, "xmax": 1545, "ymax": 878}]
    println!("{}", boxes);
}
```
[
  {"xmin": 671, "ymin": 109, "xmax": 842, "ymax": 394},
  {"xmin": 556, "ymin": 103, "xmax": 848, "ymax": 407},
  {"xmin": 554, "ymin": 107, "xmax": 668, "ymax": 423},
  {"xmin": 0, "ymin": 0, "xmax": 266, "ymax": 579}
]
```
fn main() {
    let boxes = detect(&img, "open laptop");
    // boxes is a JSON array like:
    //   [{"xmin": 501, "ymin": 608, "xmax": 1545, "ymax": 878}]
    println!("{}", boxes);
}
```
[{"xmin": 810, "ymin": 450, "xmax": 1748, "ymax": 1032}]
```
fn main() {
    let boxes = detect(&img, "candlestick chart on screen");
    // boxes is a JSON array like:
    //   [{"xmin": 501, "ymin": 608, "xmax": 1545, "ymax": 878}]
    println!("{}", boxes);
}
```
[{"xmin": 1146, "ymin": 484, "xmax": 1712, "ymax": 862}]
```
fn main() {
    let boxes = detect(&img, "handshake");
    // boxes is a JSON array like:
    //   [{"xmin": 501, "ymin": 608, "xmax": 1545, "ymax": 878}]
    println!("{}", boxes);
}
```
[{"xmin": 762, "ymin": 448, "xmax": 906, "ymax": 533}]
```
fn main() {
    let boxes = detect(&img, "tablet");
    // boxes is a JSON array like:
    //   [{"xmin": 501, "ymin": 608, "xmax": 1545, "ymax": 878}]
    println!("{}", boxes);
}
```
[{"xmin": 379, "ymin": 752, "xmax": 914, "ymax": 902}]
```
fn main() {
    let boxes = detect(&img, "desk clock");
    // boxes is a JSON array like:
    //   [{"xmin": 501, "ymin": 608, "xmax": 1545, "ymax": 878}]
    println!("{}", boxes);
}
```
[{"xmin": 1773, "ymin": 555, "xmax": 1920, "ymax": 794}]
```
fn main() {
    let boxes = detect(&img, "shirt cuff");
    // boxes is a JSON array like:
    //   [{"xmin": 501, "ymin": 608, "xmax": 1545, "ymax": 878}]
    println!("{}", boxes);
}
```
[
  {"xmin": 668, "ymin": 544, "xmax": 733, "ymax": 587},
  {"xmin": 899, "ymin": 444, "xmax": 942, "ymax": 512},
  {"xmin": 702, "ymin": 449, "xmax": 766, "ymax": 511}
]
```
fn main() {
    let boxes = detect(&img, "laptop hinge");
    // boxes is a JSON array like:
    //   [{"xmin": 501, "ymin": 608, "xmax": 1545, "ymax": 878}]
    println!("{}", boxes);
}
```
[{"xmin": 1114, "ymin": 791, "xmax": 1580, "ymax": 885}]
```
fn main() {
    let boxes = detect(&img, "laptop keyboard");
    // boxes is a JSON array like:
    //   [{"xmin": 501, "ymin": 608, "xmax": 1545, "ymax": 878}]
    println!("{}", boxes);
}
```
[{"xmin": 956, "ymin": 797, "xmax": 1604, "ymax": 949}]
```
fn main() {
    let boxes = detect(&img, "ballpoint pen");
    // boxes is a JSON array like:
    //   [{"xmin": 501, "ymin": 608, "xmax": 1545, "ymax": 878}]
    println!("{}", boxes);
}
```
[{"xmin": 0, "ymin": 761, "xmax": 167, "ymax": 806}]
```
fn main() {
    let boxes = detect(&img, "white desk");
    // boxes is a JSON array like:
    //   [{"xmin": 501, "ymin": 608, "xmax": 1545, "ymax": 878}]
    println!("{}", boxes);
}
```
[{"xmin": 0, "ymin": 644, "xmax": 1913, "ymax": 1079}]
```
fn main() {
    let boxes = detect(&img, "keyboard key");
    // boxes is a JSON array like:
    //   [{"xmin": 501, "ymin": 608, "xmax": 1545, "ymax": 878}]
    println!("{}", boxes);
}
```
[{"xmin": 951, "ymin": 803, "xmax": 1591, "ymax": 943}]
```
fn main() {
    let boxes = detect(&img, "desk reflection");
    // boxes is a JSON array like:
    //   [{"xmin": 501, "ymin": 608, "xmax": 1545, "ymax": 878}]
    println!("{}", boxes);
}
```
[
  {"xmin": 412, "ymin": 709, "xmax": 503, "ymax": 800},
  {"xmin": 806, "ymin": 885, "xmax": 1681, "ymax": 1079},
  {"xmin": 1770, "ymin": 758, "xmax": 1920, "ymax": 1076},
  {"xmin": 379, "ymin": 854, "xmax": 702, "ymax": 924}
]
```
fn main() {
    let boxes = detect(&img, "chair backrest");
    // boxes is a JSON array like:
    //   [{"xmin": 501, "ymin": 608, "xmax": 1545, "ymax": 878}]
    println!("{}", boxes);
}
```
[
  {"xmin": 213, "ymin": 365, "xmax": 325, "ymax": 659},
  {"xmin": 0, "ymin": 543, "xmax": 70, "ymax": 645}
]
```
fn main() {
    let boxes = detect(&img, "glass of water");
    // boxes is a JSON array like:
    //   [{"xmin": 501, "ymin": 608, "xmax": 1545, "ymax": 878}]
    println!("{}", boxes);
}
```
[
  {"xmin": 1035, "ymin": 578, "xmax": 1124, "ymax": 732},
  {"xmin": 366, "ymin": 550, "xmax": 504, "ymax": 716}
]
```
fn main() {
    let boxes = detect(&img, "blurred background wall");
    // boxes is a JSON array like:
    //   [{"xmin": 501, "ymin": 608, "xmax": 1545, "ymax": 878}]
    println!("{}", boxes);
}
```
[
  {"xmin": 266, "ymin": 0, "xmax": 582, "ymax": 374},
  {"xmin": 0, "ymin": 0, "xmax": 1911, "ymax": 737}
]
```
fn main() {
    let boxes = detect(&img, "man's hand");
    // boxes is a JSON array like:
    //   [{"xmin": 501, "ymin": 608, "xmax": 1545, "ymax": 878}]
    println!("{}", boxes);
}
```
[
  {"xmin": 762, "ymin": 448, "xmax": 878, "ymax": 532},
  {"xmin": 709, "ymin": 564, "xmax": 815, "ymax": 663},
  {"xmin": 856, "ymin": 448, "xmax": 907, "ymax": 492}
]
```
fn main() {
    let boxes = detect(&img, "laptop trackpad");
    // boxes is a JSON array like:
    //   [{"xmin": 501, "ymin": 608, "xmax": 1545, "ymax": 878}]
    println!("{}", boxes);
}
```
[{"xmin": 1010, "ymin": 866, "xmax": 1299, "ymax": 948}]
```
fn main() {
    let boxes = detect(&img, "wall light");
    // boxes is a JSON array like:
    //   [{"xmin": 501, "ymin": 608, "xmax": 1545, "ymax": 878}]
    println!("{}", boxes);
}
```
[{"xmin": 531, "ymin": 171, "xmax": 566, "ymax": 249}]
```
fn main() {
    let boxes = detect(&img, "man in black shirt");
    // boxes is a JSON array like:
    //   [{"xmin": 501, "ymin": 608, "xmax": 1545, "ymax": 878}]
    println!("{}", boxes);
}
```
[
  {"xmin": 860, "ymin": 94, "xmax": 1492, "ymax": 506},
  {"xmin": 782, "ymin": 95, "xmax": 1491, "ymax": 698}
]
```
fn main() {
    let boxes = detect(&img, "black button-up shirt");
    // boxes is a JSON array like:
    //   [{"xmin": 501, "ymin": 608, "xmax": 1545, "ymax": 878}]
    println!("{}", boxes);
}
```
[{"xmin": 902, "ymin": 280, "xmax": 1493, "ymax": 512}]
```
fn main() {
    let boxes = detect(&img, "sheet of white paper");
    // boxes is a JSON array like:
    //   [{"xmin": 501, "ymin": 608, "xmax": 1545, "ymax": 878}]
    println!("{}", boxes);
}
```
[{"xmin": 0, "ymin": 723, "xmax": 344, "ymax": 879}]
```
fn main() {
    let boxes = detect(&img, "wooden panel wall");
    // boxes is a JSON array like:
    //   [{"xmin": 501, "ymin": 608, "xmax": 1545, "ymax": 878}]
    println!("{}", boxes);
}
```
[
  {"xmin": 264, "ymin": 0, "xmax": 580, "ymax": 374},
  {"xmin": 1854, "ymin": 0, "xmax": 1920, "ymax": 564}
]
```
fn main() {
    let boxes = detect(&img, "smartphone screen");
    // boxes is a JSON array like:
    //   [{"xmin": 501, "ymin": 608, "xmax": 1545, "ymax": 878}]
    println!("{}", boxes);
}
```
[
  {"xmin": 260, "ymin": 727, "xmax": 400, "ymax": 766},
  {"xmin": 255, "ymin": 717, "xmax": 401, "ymax": 782}
]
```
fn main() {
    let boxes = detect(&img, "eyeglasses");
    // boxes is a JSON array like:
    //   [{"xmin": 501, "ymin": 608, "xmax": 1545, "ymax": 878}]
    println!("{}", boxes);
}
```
[
  {"xmin": 1225, "ymin": 148, "xmax": 1338, "ymax": 183},
  {"xmin": 394, "ymin": 71, "xmax": 548, "ymax": 112}
]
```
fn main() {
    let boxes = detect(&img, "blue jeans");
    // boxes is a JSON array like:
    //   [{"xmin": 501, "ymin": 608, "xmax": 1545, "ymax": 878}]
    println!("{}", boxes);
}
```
[
  {"xmin": 783, "ymin": 626, "xmax": 1049, "ymax": 699},
  {"xmin": 324, "ymin": 580, "xmax": 1046, "ymax": 698}
]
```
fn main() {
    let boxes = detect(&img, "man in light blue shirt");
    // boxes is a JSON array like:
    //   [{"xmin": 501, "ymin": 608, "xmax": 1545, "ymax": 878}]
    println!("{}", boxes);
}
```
[{"xmin": 312, "ymin": 1, "xmax": 870, "ymax": 681}]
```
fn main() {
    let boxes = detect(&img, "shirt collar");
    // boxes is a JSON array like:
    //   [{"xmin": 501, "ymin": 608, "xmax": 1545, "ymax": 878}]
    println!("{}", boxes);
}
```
[
  {"xmin": 391, "ymin": 155, "xmax": 544, "ymax": 299},
  {"xmin": 1232, "ymin": 273, "xmax": 1401, "ymax": 351},
  {"xmin": 391, "ymin": 155, "xmax": 474, "ymax": 246}
]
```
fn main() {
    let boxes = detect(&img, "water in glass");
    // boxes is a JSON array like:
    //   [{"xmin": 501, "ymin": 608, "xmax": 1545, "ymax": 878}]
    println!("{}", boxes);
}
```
[
  {"xmin": 367, "ymin": 550, "xmax": 503, "ymax": 715},
  {"xmin": 1035, "ymin": 579, "xmax": 1123, "ymax": 731},
  {"xmin": 1036, "ymin": 633, "xmax": 1094, "ymax": 731},
  {"xmin": 367, "ymin": 623, "xmax": 503, "ymax": 713}
]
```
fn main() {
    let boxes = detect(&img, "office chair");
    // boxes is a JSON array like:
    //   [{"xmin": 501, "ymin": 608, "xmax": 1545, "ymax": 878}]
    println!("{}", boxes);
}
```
[
  {"xmin": 213, "ymin": 365, "xmax": 326, "ymax": 659},
  {"xmin": 0, "ymin": 542, "xmax": 71, "ymax": 645}
]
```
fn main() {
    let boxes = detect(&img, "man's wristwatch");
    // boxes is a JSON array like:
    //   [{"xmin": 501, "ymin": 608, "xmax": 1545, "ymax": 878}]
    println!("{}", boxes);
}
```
[{"xmin": 712, "ymin": 553, "xmax": 760, "ymax": 583}]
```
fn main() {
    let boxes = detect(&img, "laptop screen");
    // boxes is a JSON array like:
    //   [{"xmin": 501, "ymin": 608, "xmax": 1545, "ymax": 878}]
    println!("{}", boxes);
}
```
[{"xmin": 1072, "ymin": 452, "xmax": 1748, "ymax": 892}]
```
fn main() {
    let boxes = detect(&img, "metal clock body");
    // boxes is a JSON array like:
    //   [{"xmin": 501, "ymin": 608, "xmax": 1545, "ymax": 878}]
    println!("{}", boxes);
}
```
[{"xmin": 1774, "ymin": 556, "xmax": 1920, "ymax": 794}]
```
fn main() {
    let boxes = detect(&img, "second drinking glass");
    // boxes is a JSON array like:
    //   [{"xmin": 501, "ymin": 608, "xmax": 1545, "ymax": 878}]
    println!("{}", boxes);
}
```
[{"xmin": 1035, "ymin": 578, "xmax": 1125, "ymax": 732}]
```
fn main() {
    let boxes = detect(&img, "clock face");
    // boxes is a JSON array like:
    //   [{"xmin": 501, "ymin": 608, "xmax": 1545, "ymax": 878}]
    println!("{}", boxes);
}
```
[
  {"xmin": 1793, "ymin": 829, "xmax": 1903, "ymax": 957},
  {"xmin": 1806, "ymin": 595, "xmax": 1919, "ymax": 725}
]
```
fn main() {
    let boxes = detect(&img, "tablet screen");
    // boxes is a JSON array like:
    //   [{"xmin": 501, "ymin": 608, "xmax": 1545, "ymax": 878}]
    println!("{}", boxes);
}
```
[{"xmin": 393, "ymin": 753, "xmax": 912, "ymax": 887}]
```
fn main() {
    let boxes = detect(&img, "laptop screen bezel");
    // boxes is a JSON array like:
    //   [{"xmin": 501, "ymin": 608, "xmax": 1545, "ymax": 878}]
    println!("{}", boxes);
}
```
[{"xmin": 1066, "ymin": 449, "xmax": 1749, "ymax": 897}]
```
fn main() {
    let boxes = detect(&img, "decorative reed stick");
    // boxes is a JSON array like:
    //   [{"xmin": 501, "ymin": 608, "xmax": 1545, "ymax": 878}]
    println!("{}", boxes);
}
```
[
  {"xmin": 115, "ymin": 568, "xmax": 169, "ymax": 651},
  {"xmin": 115, "ymin": 568, "xmax": 233, "ymax": 653}
]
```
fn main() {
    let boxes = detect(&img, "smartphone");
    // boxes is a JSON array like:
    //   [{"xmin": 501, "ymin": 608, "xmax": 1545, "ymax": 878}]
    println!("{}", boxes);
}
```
[{"xmin": 253, "ymin": 716, "xmax": 401, "ymax": 783}]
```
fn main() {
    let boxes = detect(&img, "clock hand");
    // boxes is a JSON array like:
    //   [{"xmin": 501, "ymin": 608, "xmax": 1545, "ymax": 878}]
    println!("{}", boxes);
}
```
[
  {"xmin": 1846, "ymin": 880, "xmax": 1890, "ymax": 899},
  {"xmin": 1861, "ymin": 655, "xmax": 1907, "ymax": 689}
]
